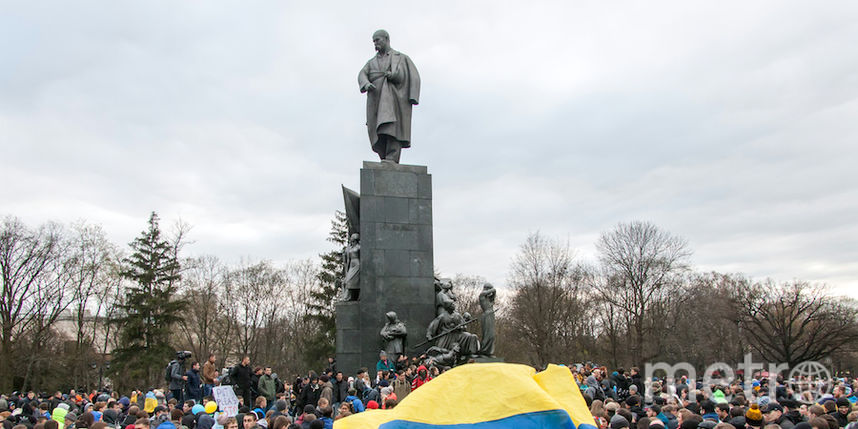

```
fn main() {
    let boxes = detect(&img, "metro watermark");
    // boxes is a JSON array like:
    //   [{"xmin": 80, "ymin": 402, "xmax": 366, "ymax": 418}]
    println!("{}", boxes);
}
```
[{"xmin": 644, "ymin": 353, "xmax": 832, "ymax": 402}]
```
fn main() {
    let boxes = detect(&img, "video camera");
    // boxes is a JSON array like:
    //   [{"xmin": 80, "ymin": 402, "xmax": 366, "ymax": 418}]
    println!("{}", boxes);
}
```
[{"xmin": 176, "ymin": 350, "xmax": 192, "ymax": 360}]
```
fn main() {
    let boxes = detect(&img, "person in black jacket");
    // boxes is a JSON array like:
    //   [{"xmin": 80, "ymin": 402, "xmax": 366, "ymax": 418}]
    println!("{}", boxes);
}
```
[
  {"xmin": 185, "ymin": 361, "xmax": 203, "ymax": 403},
  {"xmin": 231, "ymin": 356, "xmax": 253, "ymax": 407},
  {"xmin": 333, "ymin": 372, "xmax": 349, "ymax": 406},
  {"xmin": 250, "ymin": 366, "xmax": 263, "ymax": 404},
  {"xmin": 298, "ymin": 375, "xmax": 320, "ymax": 411}
]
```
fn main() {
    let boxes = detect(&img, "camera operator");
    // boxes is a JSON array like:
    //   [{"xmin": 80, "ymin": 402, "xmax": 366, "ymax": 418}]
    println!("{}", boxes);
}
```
[{"xmin": 169, "ymin": 351, "xmax": 191, "ymax": 403}]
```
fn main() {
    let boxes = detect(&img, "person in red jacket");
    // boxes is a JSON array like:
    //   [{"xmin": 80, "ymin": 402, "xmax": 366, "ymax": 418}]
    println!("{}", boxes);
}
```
[{"xmin": 411, "ymin": 366, "xmax": 432, "ymax": 391}]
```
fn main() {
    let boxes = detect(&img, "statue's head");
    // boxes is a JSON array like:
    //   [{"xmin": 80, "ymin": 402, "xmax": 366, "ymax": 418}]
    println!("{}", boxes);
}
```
[
  {"xmin": 373, "ymin": 29, "xmax": 390, "ymax": 52},
  {"xmin": 385, "ymin": 311, "xmax": 397, "ymax": 322},
  {"xmin": 350, "ymin": 233, "xmax": 360, "ymax": 244}
]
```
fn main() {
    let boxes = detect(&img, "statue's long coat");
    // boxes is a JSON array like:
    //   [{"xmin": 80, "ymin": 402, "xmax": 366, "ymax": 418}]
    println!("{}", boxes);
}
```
[{"xmin": 358, "ymin": 49, "xmax": 420, "ymax": 157}]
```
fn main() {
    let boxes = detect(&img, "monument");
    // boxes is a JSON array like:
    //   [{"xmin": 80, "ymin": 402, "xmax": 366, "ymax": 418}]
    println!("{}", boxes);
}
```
[
  {"xmin": 335, "ymin": 30, "xmax": 497, "ymax": 373},
  {"xmin": 358, "ymin": 29, "xmax": 420, "ymax": 164}
]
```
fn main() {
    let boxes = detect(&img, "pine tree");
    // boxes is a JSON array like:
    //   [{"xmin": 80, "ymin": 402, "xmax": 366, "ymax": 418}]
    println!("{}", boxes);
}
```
[
  {"xmin": 108, "ymin": 212, "xmax": 188, "ymax": 389},
  {"xmin": 304, "ymin": 210, "xmax": 348, "ymax": 368}
]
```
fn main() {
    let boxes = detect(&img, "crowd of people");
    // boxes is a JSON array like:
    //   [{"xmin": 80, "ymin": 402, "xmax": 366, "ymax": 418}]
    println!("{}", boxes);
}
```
[
  {"xmin": 4, "ymin": 355, "xmax": 858, "ymax": 429},
  {"xmin": 0, "ymin": 350, "xmax": 438, "ymax": 429},
  {"xmin": 574, "ymin": 363, "xmax": 858, "ymax": 429}
]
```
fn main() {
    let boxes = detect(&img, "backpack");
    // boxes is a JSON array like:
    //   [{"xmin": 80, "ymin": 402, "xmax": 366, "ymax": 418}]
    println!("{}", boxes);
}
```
[{"xmin": 165, "ymin": 360, "xmax": 177, "ymax": 382}]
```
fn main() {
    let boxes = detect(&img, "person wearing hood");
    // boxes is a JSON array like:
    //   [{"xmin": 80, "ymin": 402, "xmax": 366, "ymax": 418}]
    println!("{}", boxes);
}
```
[
  {"xmin": 613, "ymin": 369, "xmax": 631, "ymax": 401},
  {"xmin": 196, "ymin": 414, "xmax": 214, "ymax": 429},
  {"xmin": 586, "ymin": 370, "xmax": 607, "ymax": 402},
  {"xmin": 410, "ymin": 366, "xmax": 431, "ymax": 391},
  {"xmin": 101, "ymin": 410, "xmax": 118, "ymax": 428},
  {"xmin": 51, "ymin": 405, "xmax": 68, "ymax": 429},
  {"xmin": 342, "ymin": 389, "xmax": 363, "ymax": 414},
  {"xmin": 658, "ymin": 405, "xmax": 679, "ymax": 429}
]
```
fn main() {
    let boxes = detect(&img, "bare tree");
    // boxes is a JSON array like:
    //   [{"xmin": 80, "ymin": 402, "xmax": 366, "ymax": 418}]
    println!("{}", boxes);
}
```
[
  {"xmin": 593, "ymin": 221, "xmax": 691, "ymax": 364},
  {"xmin": 66, "ymin": 222, "xmax": 119, "ymax": 388},
  {"xmin": 0, "ymin": 217, "xmax": 68, "ymax": 391},
  {"xmin": 450, "ymin": 274, "xmax": 489, "ymax": 335},
  {"xmin": 733, "ymin": 280, "xmax": 858, "ymax": 367},
  {"xmin": 179, "ymin": 255, "xmax": 228, "ymax": 363},
  {"xmin": 507, "ymin": 232, "xmax": 589, "ymax": 367},
  {"xmin": 231, "ymin": 260, "xmax": 284, "ymax": 359}
]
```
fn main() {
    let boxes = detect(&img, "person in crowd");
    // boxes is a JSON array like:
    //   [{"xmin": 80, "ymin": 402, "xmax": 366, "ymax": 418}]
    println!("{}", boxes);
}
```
[
  {"xmin": 201, "ymin": 355, "xmax": 218, "ymax": 400},
  {"xmin": 376, "ymin": 351, "xmax": 395, "ymax": 374},
  {"xmin": 185, "ymin": 362, "xmax": 202, "ymax": 404},
  {"xmin": 231, "ymin": 357, "xmax": 254, "ymax": 408},
  {"xmin": 257, "ymin": 368, "xmax": 276, "ymax": 412},
  {"xmin": 411, "ymin": 366, "xmax": 431, "ymax": 391}
]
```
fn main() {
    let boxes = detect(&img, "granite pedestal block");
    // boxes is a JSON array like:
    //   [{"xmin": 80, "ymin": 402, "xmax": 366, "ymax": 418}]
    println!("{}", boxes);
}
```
[{"xmin": 335, "ymin": 162, "xmax": 436, "ymax": 375}]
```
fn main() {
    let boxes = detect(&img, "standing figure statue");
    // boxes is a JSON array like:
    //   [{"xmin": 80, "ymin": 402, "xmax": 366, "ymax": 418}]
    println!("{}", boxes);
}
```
[
  {"xmin": 479, "ymin": 283, "xmax": 497, "ymax": 357},
  {"xmin": 358, "ymin": 29, "xmax": 421, "ymax": 164},
  {"xmin": 379, "ymin": 311, "xmax": 408, "ymax": 360},
  {"xmin": 341, "ymin": 233, "xmax": 361, "ymax": 301},
  {"xmin": 434, "ymin": 278, "xmax": 457, "ymax": 316}
]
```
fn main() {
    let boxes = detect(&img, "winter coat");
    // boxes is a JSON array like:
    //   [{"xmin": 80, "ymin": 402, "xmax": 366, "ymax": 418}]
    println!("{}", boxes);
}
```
[
  {"xmin": 777, "ymin": 411, "xmax": 802, "ymax": 429},
  {"xmin": 251, "ymin": 373, "xmax": 261, "ymax": 397},
  {"xmin": 333, "ymin": 378, "xmax": 349, "ymax": 403},
  {"xmin": 258, "ymin": 374, "xmax": 276, "ymax": 400},
  {"xmin": 319, "ymin": 381, "xmax": 334, "ymax": 405},
  {"xmin": 231, "ymin": 364, "xmax": 253, "ymax": 389},
  {"xmin": 170, "ymin": 361, "xmax": 187, "ymax": 391},
  {"xmin": 202, "ymin": 361, "xmax": 217, "ymax": 385},
  {"xmin": 51, "ymin": 407, "xmax": 68, "ymax": 429},
  {"xmin": 585, "ymin": 375, "xmax": 606, "ymax": 401},
  {"xmin": 354, "ymin": 378, "xmax": 368, "ymax": 401},
  {"xmin": 298, "ymin": 384, "xmax": 320, "ymax": 410},
  {"xmin": 393, "ymin": 377, "xmax": 411, "ymax": 401},
  {"xmin": 186, "ymin": 369, "xmax": 202, "ymax": 398},
  {"xmin": 344, "ymin": 395, "xmax": 364, "ymax": 413},
  {"xmin": 376, "ymin": 359, "xmax": 395, "ymax": 373},
  {"xmin": 659, "ymin": 412, "xmax": 679, "ymax": 429}
]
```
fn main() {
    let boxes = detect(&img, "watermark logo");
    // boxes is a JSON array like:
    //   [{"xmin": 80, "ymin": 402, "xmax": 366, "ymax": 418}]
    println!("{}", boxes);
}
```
[
  {"xmin": 788, "ymin": 361, "xmax": 831, "ymax": 402},
  {"xmin": 644, "ymin": 353, "xmax": 832, "ymax": 402}
]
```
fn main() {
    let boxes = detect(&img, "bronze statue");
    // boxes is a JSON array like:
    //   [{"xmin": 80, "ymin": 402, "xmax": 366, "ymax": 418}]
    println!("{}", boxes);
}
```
[
  {"xmin": 434, "ymin": 278, "xmax": 456, "ymax": 316},
  {"xmin": 341, "ymin": 233, "xmax": 360, "ymax": 301},
  {"xmin": 358, "ymin": 30, "xmax": 420, "ymax": 164},
  {"xmin": 479, "ymin": 283, "xmax": 497, "ymax": 357},
  {"xmin": 379, "ymin": 311, "xmax": 407, "ymax": 359},
  {"xmin": 424, "ymin": 298, "xmax": 480, "ymax": 363}
]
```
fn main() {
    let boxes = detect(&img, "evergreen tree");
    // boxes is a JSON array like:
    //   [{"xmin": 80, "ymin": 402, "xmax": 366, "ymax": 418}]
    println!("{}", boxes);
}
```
[
  {"xmin": 108, "ymin": 212, "xmax": 187, "ymax": 389},
  {"xmin": 304, "ymin": 210, "xmax": 348, "ymax": 367}
]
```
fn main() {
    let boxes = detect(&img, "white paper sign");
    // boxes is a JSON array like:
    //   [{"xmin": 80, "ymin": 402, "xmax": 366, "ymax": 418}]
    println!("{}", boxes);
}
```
[{"xmin": 213, "ymin": 386, "xmax": 239, "ymax": 417}]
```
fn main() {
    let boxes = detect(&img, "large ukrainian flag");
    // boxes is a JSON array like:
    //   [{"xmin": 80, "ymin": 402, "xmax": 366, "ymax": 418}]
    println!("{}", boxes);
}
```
[{"xmin": 334, "ymin": 363, "xmax": 598, "ymax": 429}]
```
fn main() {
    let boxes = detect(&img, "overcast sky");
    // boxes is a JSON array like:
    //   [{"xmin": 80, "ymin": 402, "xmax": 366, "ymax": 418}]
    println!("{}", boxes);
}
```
[{"xmin": 2, "ymin": 1, "xmax": 857, "ymax": 295}]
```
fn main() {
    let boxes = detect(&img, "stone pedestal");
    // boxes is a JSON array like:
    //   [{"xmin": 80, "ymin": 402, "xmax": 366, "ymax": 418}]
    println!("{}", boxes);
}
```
[{"xmin": 335, "ymin": 162, "xmax": 435, "ymax": 374}]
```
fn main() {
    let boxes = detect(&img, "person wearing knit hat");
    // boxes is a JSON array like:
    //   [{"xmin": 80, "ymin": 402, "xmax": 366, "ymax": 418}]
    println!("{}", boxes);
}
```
[
  {"xmin": 366, "ymin": 400, "xmax": 379, "ymax": 410},
  {"xmin": 610, "ymin": 414, "xmax": 631, "ymax": 429},
  {"xmin": 834, "ymin": 397, "xmax": 851, "ymax": 427},
  {"xmin": 746, "ymin": 403, "xmax": 764, "ymax": 428}
]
